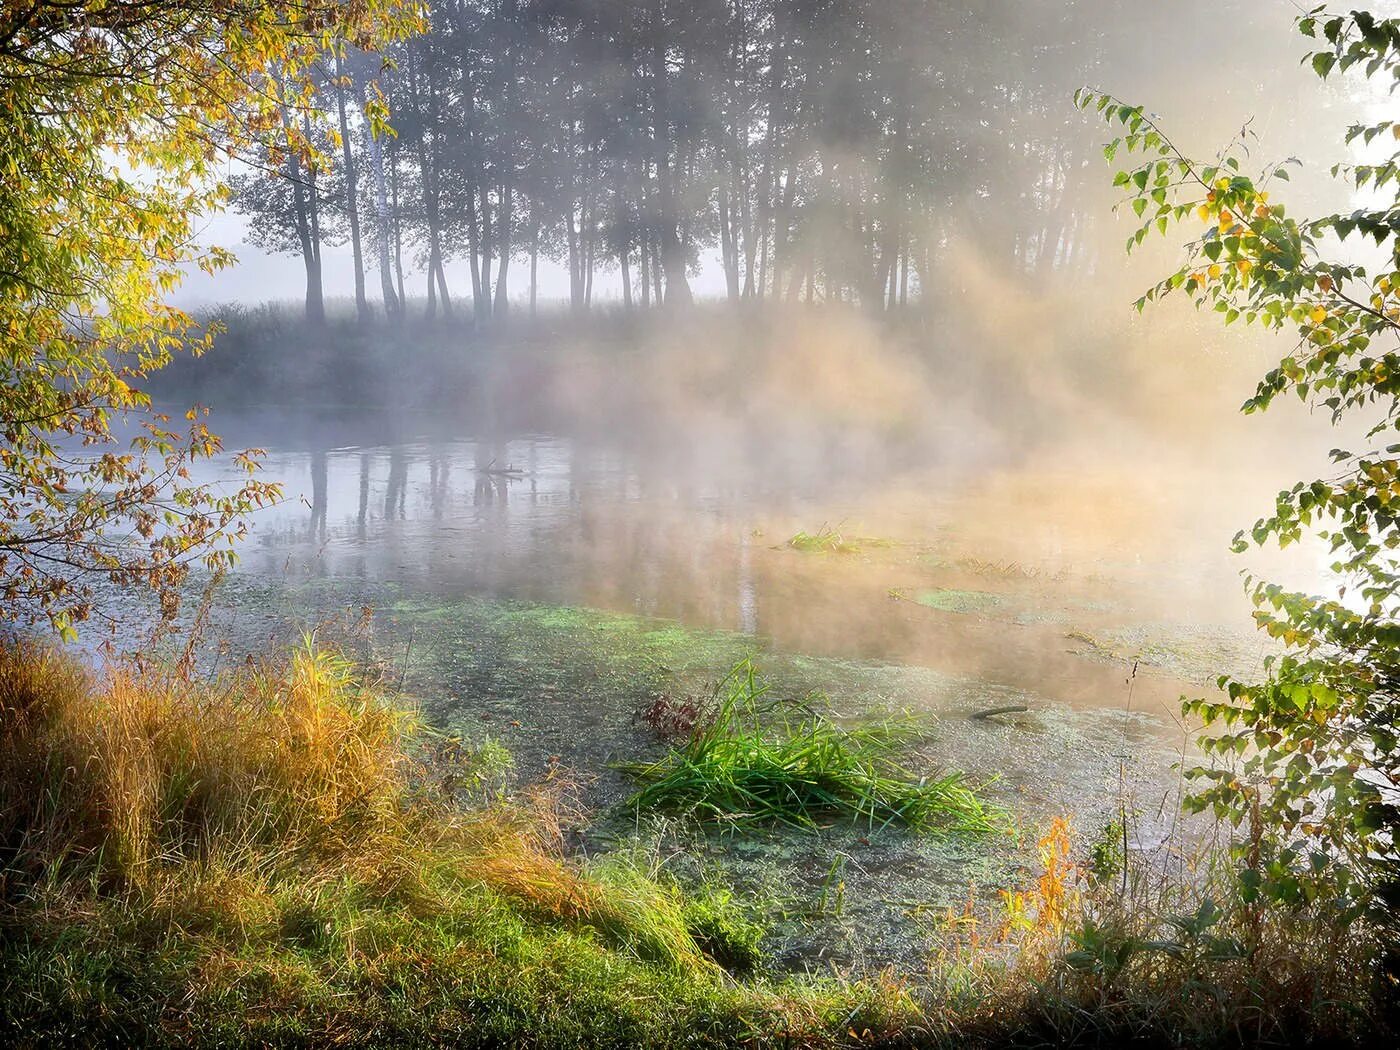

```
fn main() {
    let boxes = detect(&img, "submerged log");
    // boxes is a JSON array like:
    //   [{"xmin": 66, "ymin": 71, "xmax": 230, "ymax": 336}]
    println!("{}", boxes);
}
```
[{"xmin": 971, "ymin": 705, "xmax": 1031, "ymax": 721}]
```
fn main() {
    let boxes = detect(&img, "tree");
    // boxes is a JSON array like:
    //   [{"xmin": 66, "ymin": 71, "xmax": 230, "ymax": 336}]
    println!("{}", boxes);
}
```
[
  {"xmin": 1078, "ymin": 7, "xmax": 1400, "ymax": 923},
  {"xmin": 231, "ymin": 108, "xmax": 342, "ymax": 327},
  {"xmin": 0, "ymin": 0, "xmax": 419, "ymax": 637}
]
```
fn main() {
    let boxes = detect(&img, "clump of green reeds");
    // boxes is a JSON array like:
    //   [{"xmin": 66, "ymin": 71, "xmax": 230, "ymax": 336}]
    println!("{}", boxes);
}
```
[{"xmin": 619, "ymin": 661, "xmax": 1004, "ymax": 835}]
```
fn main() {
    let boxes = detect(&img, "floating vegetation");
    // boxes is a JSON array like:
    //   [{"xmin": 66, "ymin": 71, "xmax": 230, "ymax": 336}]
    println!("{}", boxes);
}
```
[
  {"xmin": 635, "ymin": 690, "xmax": 714, "ymax": 742},
  {"xmin": 618, "ymin": 661, "xmax": 1004, "ymax": 835},
  {"xmin": 786, "ymin": 524, "xmax": 894, "ymax": 555},
  {"xmin": 786, "ymin": 524, "xmax": 861, "ymax": 554},
  {"xmin": 914, "ymin": 588, "xmax": 1003, "ymax": 614},
  {"xmin": 954, "ymin": 556, "xmax": 1064, "ymax": 581}
]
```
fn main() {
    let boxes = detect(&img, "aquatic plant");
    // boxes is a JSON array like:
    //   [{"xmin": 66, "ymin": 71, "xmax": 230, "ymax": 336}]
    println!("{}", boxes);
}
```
[
  {"xmin": 634, "ymin": 690, "xmax": 714, "ymax": 742},
  {"xmin": 619, "ymin": 661, "xmax": 1004, "ymax": 835},
  {"xmin": 786, "ymin": 524, "xmax": 861, "ymax": 554},
  {"xmin": 914, "ymin": 589, "xmax": 1003, "ymax": 614}
]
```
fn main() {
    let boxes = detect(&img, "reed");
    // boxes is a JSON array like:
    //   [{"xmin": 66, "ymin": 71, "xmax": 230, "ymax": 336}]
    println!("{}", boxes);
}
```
[{"xmin": 787, "ymin": 525, "xmax": 861, "ymax": 554}]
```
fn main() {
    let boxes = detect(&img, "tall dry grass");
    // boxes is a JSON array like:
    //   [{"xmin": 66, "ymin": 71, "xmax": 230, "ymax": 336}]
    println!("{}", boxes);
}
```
[
  {"xmin": 0, "ymin": 643, "xmax": 416, "ymax": 892},
  {"xmin": 924, "ymin": 816, "xmax": 1389, "ymax": 1047},
  {"xmin": 0, "ymin": 641, "xmax": 724, "ymax": 972}
]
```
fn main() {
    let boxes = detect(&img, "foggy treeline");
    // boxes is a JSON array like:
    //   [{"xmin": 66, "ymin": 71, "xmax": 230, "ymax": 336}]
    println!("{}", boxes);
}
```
[{"xmin": 234, "ymin": 0, "xmax": 1273, "ymax": 325}]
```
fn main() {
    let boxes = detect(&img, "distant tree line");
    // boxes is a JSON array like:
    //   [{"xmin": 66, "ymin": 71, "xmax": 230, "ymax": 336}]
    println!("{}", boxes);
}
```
[{"xmin": 230, "ymin": 0, "xmax": 1159, "ymax": 323}]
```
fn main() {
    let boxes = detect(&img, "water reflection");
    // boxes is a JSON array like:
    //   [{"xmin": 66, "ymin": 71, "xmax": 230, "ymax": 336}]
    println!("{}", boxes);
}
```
[
  {"xmin": 309, "ymin": 451, "xmax": 328, "ymax": 542},
  {"xmin": 222, "ymin": 422, "xmax": 1268, "ymax": 724}
]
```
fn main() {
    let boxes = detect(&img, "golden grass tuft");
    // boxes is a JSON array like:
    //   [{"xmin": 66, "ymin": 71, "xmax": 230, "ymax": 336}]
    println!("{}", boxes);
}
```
[{"xmin": 0, "ymin": 642, "xmax": 417, "ymax": 896}]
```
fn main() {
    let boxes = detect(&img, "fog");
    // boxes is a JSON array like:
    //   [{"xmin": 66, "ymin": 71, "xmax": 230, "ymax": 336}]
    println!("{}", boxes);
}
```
[
  {"xmin": 73, "ymin": 1, "xmax": 1400, "ymax": 978},
  {"xmin": 136, "ymin": 0, "xmax": 1398, "ymax": 784}
]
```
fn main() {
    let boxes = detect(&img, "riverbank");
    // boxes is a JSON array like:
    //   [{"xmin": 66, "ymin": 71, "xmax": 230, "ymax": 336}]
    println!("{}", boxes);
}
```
[
  {"xmin": 0, "ymin": 640, "xmax": 1387, "ymax": 1048},
  {"xmin": 150, "ymin": 293, "xmax": 1228, "ymax": 442}
]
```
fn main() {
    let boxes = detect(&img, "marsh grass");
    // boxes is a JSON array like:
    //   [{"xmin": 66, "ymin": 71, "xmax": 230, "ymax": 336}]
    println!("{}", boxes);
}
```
[
  {"xmin": 618, "ymin": 661, "xmax": 1004, "ymax": 835},
  {"xmin": 925, "ymin": 817, "xmax": 1390, "ymax": 1048},
  {"xmin": 913, "ymin": 589, "xmax": 1003, "ymax": 614},
  {"xmin": 788, "ymin": 525, "xmax": 862, "ymax": 554}
]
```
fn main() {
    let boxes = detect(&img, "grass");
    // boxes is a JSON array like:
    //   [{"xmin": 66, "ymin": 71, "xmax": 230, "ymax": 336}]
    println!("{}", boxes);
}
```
[
  {"xmin": 913, "ymin": 589, "xmax": 1003, "ymax": 615},
  {"xmin": 0, "ymin": 640, "xmax": 1389, "ymax": 1047},
  {"xmin": 786, "ymin": 525, "xmax": 894, "ymax": 555},
  {"xmin": 618, "ymin": 661, "xmax": 1005, "ymax": 835},
  {"xmin": 787, "ymin": 525, "xmax": 862, "ymax": 554},
  {"xmin": 0, "ymin": 641, "xmax": 915, "ymax": 1047},
  {"xmin": 928, "ymin": 817, "xmax": 1392, "ymax": 1049}
]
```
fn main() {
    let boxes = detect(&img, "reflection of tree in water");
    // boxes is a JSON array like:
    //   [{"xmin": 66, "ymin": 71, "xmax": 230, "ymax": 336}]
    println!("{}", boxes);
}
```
[
  {"xmin": 473, "ymin": 442, "xmax": 511, "ymax": 506},
  {"xmin": 309, "ymin": 451, "xmax": 328, "ymax": 541},
  {"xmin": 385, "ymin": 448, "xmax": 407, "ymax": 519},
  {"xmin": 429, "ymin": 448, "xmax": 452, "ymax": 519},
  {"xmin": 357, "ymin": 453, "xmax": 370, "ymax": 536}
]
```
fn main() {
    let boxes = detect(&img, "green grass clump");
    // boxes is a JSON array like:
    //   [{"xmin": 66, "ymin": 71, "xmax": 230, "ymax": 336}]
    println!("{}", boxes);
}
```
[
  {"xmin": 679, "ymin": 879, "xmax": 769, "ymax": 975},
  {"xmin": 786, "ymin": 524, "xmax": 894, "ymax": 555},
  {"xmin": 619, "ymin": 662, "xmax": 1004, "ymax": 835}
]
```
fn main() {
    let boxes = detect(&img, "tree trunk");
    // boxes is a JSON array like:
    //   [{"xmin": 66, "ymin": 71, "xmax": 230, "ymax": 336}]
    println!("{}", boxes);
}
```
[
  {"xmin": 279, "ymin": 99, "xmax": 325, "ymax": 327},
  {"xmin": 357, "ymin": 77, "xmax": 402, "ymax": 320},
  {"xmin": 529, "ymin": 219, "xmax": 539, "ymax": 318},
  {"xmin": 494, "ymin": 179, "xmax": 511, "ymax": 317},
  {"xmin": 651, "ymin": 3, "xmax": 692, "ymax": 307},
  {"xmin": 466, "ymin": 189, "xmax": 484, "ymax": 318},
  {"xmin": 480, "ymin": 182, "xmax": 493, "ymax": 320},
  {"xmin": 334, "ymin": 53, "xmax": 369, "ymax": 323}
]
